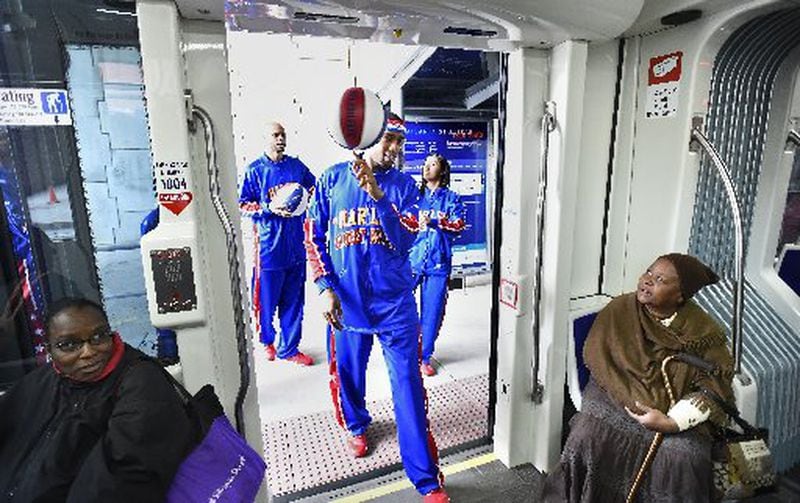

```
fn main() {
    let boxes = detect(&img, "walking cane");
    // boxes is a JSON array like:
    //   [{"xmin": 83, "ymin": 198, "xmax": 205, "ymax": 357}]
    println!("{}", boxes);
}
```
[{"xmin": 625, "ymin": 355, "xmax": 680, "ymax": 503}]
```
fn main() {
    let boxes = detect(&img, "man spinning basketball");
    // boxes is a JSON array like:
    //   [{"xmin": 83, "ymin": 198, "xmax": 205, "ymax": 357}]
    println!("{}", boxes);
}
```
[{"xmin": 305, "ymin": 112, "xmax": 449, "ymax": 502}]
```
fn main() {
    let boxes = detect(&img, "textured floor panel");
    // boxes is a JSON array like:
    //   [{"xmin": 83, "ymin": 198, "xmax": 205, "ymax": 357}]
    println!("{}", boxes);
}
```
[{"xmin": 264, "ymin": 373, "xmax": 489, "ymax": 497}]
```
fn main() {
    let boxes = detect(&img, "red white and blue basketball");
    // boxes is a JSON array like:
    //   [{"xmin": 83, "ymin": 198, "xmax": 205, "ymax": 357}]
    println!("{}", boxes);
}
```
[
  {"xmin": 268, "ymin": 183, "xmax": 310, "ymax": 217},
  {"xmin": 328, "ymin": 87, "xmax": 387, "ymax": 150}
]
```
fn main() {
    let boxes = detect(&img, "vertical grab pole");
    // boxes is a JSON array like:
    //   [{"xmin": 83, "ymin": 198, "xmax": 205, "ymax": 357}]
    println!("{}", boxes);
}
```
[
  {"xmin": 488, "ymin": 53, "xmax": 509, "ymax": 434},
  {"xmin": 190, "ymin": 101, "xmax": 251, "ymax": 437},
  {"xmin": 531, "ymin": 102, "xmax": 556, "ymax": 403},
  {"xmin": 690, "ymin": 128, "xmax": 745, "ymax": 378}
]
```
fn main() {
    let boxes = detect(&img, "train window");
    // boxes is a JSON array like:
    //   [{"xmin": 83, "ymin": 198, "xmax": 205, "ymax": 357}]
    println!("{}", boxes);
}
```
[
  {"xmin": 65, "ymin": 44, "xmax": 159, "ymax": 356},
  {"xmin": 0, "ymin": 0, "xmax": 155, "ymax": 392},
  {"xmin": 775, "ymin": 141, "xmax": 800, "ymax": 295},
  {"xmin": 777, "ymin": 145, "xmax": 800, "ymax": 254}
]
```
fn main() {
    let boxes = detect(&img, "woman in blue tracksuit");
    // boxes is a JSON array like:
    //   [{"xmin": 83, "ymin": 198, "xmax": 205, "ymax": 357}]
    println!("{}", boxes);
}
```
[{"xmin": 410, "ymin": 154, "xmax": 466, "ymax": 377}]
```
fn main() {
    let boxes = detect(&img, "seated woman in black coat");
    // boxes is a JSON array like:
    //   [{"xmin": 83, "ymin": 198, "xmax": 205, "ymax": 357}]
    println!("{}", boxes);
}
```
[{"xmin": 0, "ymin": 298, "xmax": 193, "ymax": 502}]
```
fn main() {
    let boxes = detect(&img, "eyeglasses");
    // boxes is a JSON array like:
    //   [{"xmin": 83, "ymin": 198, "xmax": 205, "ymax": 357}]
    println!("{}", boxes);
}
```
[{"xmin": 47, "ymin": 328, "xmax": 114, "ymax": 354}]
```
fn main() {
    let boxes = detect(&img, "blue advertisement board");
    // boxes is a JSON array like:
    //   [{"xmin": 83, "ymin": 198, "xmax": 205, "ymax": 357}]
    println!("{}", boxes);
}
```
[{"xmin": 403, "ymin": 121, "xmax": 489, "ymax": 275}]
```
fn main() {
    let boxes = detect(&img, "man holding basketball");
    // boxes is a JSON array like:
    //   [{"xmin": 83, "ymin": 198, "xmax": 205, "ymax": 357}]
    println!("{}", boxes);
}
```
[
  {"xmin": 305, "ymin": 113, "xmax": 449, "ymax": 502},
  {"xmin": 239, "ymin": 121, "xmax": 315, "ymax": 365}
]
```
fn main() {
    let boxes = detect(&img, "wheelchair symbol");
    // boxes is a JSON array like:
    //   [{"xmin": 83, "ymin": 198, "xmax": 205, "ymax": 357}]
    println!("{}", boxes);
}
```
[{"xmin": 40, "ymin": 92, "xmax": 68, "ymax": 115}]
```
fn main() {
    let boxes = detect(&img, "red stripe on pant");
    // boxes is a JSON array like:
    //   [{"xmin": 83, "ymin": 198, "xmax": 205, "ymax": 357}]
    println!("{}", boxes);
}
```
[
  {"xmin": 252, "ymin": 224, "xmax": 262, "ymax": 336},
  {"xmin": 328, "ymin": 327, "xmax": 347, "ymax": 429},
  {"xmin": 417, "ymin": 330, "xmax": 445, "ymax": 487}
]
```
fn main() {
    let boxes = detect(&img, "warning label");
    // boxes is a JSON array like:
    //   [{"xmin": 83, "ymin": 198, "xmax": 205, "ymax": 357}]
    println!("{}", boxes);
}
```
[
  {"xmin": 499, "ymin": 278, "xmax": 519, "ymax": 311},
  {"xmin": 646, "ymin": 51, "xmax": 683, "ymax": 119},
  {"xmin": 648, "ymin": 52, "xmax": 682, "ymax": 85},
  {"xmin": 155, "ymin": 160, "xmax": 193, "ymax": 215}
]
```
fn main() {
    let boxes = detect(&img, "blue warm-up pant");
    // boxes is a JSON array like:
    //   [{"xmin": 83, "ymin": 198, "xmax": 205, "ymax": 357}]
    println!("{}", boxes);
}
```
[
  {"xmin": 415, "ymin": 274, "xmax": 449, "ymax": 364},
  {"xmin": 254, "ymin": 265, "xmax": 305, "ymax": 359},
  {"xmin": 327, "ymin": 325, "xmax": 444, "ymax": 495}
]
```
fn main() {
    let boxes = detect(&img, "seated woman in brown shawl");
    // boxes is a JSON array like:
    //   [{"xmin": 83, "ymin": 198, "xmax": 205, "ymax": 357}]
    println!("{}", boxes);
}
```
[{"xmin": 542, "ymin": 253, "xmax": 734, "ymax": 502}]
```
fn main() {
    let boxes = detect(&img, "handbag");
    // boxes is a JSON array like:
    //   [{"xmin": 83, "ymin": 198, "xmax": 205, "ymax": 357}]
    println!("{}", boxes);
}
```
[
  {"xmin": 119, "ymin": 357, "xmax": 266, "ymax": 502},
  {"xmin": 165, "ymin": 383, "xmax": 266, "ymax": 503},
  {"xmin": 700, "ymin": 388, "xmax": 776, "ymax": 500}
]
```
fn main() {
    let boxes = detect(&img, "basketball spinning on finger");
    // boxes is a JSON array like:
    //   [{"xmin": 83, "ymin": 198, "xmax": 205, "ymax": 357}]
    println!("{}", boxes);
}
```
[{"xmin": 327, "ymin": 87, "xmax": 388, "ymax": 151}]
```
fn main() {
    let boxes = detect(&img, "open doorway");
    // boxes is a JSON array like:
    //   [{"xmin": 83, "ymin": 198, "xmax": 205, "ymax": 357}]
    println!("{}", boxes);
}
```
[{"xmin": 226, "ymin": 28, "xmax": 501, "ymax": 499}]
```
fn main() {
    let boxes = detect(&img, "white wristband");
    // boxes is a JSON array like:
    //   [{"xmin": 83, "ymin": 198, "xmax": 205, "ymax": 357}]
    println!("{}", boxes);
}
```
[{"xmin": 667, "ymin": 399, "xmax": 710, "ymax": 431}]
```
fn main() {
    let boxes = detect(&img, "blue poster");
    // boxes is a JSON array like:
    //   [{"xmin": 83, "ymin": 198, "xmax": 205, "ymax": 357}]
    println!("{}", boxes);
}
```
[
  {"xmin": 0, "ymin": 166, "xmax": 49, "ymax": 361},
  {"xmin": 403, "ymin": 121, "xmax": 489, "ymax": 275}
]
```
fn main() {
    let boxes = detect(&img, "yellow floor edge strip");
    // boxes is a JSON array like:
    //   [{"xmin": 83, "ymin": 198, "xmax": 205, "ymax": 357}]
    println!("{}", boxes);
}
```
[{"xmin": 333, "ymin": 452, "xmax": 497, "ymax": 502}]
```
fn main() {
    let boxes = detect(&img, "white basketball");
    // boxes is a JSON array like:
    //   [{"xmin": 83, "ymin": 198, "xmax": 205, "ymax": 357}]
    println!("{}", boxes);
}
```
[
  {"xmin": 268, "ymin": 183, "xmax": 310, "ymax": 217},
  {"xmin": 328, "ymin": 87, "xmax": 387, "ymax": 150}
]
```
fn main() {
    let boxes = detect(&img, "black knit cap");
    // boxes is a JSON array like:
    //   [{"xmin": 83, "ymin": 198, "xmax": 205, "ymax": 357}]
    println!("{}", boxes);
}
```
[{"xmin": 658, "ymin": 253, "xmax": 720, "ymax": 300}]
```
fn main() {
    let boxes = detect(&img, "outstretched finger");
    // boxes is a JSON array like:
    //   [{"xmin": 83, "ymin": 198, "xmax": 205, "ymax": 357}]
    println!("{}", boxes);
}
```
[{"xmin": 352, "ymin": 157, "xmax": 367, "ymax": 175}]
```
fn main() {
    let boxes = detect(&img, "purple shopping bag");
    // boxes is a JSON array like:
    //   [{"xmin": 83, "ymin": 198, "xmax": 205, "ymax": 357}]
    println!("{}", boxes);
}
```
[
  {"xmin": 119, "ymin": 360, "xmax": 267, "ymax": 502},
  {"xmin": 167, "ymin": 413, "xmax": 266, "ymax": 503}
]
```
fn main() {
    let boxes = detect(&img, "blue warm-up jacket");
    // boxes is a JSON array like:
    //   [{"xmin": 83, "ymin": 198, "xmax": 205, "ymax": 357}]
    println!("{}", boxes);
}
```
[
  {"xmin": 239, "ymin": 154, "xmax": 316, "ymax": 270},
  {"xmin": 409, "ymin": 186, "xmax": 466, "ymax": 277},
  {"xmin": 305, "ymin": 161, "xmax": 421, "ymax": 333}
]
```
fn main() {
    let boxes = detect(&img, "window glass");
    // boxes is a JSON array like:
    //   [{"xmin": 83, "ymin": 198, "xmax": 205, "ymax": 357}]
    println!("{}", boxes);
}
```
[
  {"xmin": 0, "ymin": 0, "xmax": 149, "ymax": 391},
  {"xmin": 777, "ymin": 149, "xmax": 800, "ymax": 252}
]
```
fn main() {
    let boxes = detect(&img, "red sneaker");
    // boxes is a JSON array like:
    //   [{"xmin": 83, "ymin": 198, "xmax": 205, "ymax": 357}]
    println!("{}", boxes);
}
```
[
  {"xmin": 265, "ymin": 344, "xmax": 276, "ymax": 361},
  {"xmin": 423, "ymin": 488, "xmax": 450, "ymax": 502},
  {"xmin": 347, "ymin": 434, "xmax": 368, "ymax": 458},
  {"xmin": 421, "ymin": 362, "xmax": 437, "ymax": 376},
  {"xmin": 285, "ymin": 352, "xmax": 314, "ymax": 366}
]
